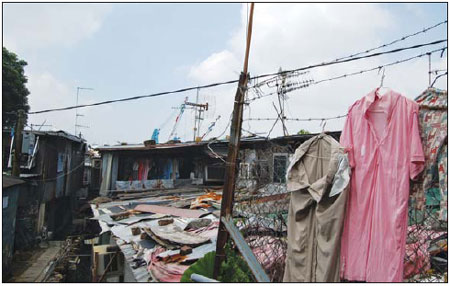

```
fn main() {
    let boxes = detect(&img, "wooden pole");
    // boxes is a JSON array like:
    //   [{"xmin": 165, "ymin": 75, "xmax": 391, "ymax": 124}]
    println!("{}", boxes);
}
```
[
  {"xmin": 213, "ymin": 2, "xmax": 255, "ymax": 279},
  {"xmin": 12, "ymin": 110, "xmax": 25, "ymax": 177}
]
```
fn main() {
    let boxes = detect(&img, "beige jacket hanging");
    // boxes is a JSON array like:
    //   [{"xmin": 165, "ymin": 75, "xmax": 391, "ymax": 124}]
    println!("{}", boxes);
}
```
[{"xmin": 283, "ymin": 134, "xmax": 350, "ymax": 282}]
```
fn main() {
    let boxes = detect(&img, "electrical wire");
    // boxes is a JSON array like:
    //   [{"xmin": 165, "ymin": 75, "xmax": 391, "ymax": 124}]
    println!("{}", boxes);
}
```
[
  {"xmin": 28, "ymin": 39, "xmax": 447, "ymax": 115},
  {"xmin": 334, "ymin": 20, "xmax": 447, "ymax": 62},
  {"xmin": 246, "ymin": 46, "xmax": 447, "ymax": 103},
  {"xmin": 249, "ymin": 39, "xmax": 446, "ymax": 81},
  {"xmin": 25, "ymin": 159, "xmax": 86, "ymax": 182}
]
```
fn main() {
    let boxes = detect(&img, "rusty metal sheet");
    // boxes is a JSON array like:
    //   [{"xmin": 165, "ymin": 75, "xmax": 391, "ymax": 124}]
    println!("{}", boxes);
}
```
[
  {"xmin": 149, "ymin": 224, "xmax": 210, "ymax": 246},
  {"xmin": 134, "ymin": 204, "xmax": 206, "ymax": 218}
]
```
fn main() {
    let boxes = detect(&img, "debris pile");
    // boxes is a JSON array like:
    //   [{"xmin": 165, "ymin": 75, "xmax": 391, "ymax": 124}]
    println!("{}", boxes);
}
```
[{"xmin": 90, "ymin": 189, "xmax": 221, "ymax": 282}]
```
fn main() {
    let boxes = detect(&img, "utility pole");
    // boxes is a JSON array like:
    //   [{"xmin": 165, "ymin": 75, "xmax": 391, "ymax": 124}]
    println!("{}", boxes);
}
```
[
  {"xmin": 75, "ymin": 87, "xmax": 93, "ymax": 136},
  {"xmin": 213, "ymin": 2, "xmax": 255, "ymax": 279},
  {"xmin": 187, "ymin": 100, "xmax": 208, "ymax": 141},
  {"xmin": 12, "ymin": 110, "xmax": 25, "ymax": 177}
]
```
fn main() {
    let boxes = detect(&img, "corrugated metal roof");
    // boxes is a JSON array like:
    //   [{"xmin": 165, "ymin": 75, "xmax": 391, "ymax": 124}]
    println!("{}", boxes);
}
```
[
  {"xmin": 95, "ymin": 131, "xmax": 341, "ymax": 153},
  {"xmin": 31, "ymin": 130, "xmax": 85, "ymax": 143},
  {"xmin": 96, "ymin": 141, "xmax": 208, "ymax": 152},
  {"xmin": 4, "ymin": 129, "xmax": 85, "ymax": 144},
  {"xmin": 3, "ymin": 175, "xmax": 25, "ymax": 189}
]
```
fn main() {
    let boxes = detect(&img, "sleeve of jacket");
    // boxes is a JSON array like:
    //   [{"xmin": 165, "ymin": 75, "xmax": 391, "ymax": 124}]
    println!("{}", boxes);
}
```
[
  {"xmin": 340, "ymin": 110, "xmax": 355, "ymax": 168},
  {"xmin": 409, "ymin": 103, "xmax": 425, "ymax": 180}
]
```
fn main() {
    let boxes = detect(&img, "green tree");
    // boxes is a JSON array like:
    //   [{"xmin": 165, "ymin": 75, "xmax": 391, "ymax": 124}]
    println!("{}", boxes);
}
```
[
  {"xmin": 2, "ymin": 47, "xmax": 30, "ymax": 128},
  {"xmin": 297, "ymin": 129, "xmax": 310, "ymax": 135}
]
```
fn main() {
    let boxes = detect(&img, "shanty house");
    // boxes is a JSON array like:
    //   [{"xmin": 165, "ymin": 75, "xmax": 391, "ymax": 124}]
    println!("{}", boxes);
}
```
[
  {"xmin": 95, "ymin": 132, "xmax": 341, "ymax": 197},
  {"xmin": 2, "ymin": 129, "xmax": 87, "ymax": 249},
  {"xmin": 96, "ymin": 141, "xmax": 228, "ymax": 196},
  {"xmin": 2, "ymin": 176, "xmax": 26, "ymax": 277}
]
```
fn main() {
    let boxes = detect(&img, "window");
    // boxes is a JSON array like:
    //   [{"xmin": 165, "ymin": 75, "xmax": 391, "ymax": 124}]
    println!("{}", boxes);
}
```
[
  {"xmin": 3, "ymin": 196, "xmax": 8, "ymax": 209},
  {"xmin": 239, "ymin": 163, "xmax": 250, "ymax": 179},
  {"xmin": 273, "ymin": 153, "xmax": 288, "ymax": 183},
  {"xmin": 252, "ymin": 160, "xmax": 270, "ymax": 184}
]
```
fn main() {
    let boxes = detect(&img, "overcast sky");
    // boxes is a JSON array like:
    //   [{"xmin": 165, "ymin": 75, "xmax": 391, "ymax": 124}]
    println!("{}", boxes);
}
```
[{"xmin": 3, "ymin": 3, "xmax": 447, "ymax": 146}]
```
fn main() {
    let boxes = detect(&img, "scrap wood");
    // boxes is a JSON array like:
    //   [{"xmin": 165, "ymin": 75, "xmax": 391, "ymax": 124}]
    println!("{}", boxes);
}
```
[
  {"xmin": 110, "ymin": 209, "xmax": 142, "ymax": 221},
  {"xmin": 134, "ymin": 204, "xmax": 206, "ymax": 218},
  {"xmin": 161, "ymin": 253, "xmax": 188, "ymax": 263},
  {"xmin": 158, "ymin": 218, "xmax": 174, "ymax": 226},
  {"xmin": 158, "ymin": 242, "xmax": 216, "ymax": 264}
]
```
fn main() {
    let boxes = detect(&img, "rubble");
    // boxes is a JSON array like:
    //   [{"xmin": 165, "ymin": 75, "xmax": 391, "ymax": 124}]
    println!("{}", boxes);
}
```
[{"xmin": 89, "ymin": 188, "xmax": 221, "ymax": 282}]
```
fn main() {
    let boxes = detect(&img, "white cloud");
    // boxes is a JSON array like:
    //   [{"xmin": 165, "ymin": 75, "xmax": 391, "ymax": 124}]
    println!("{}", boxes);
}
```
[
  {"xmin": 26, "ymin": 71, "xmax": 76, "ymax": 132},
  {"xmin": 186, "ymin": 3, "xmax": 447, "ymax": 139},
  {"xmin": 3, "ymin": 3, "xmax": 112, "ymax": 51},
  {"xmin": 188, "ymin": 50, "xmax": 241, "ymax": 84}
]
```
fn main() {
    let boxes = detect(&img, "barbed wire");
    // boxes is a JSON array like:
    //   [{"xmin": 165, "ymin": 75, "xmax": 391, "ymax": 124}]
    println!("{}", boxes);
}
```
[
  {"xmin": 244, "ymin": 114, "xmax": 348, "ymax": 122},
  {"xmin": 246, "ymin": 46, "xmax": 447, "ymax": 103},
  {"xmin": 27, "ymin": 39, "xmax": 446, "ymax": 115}
]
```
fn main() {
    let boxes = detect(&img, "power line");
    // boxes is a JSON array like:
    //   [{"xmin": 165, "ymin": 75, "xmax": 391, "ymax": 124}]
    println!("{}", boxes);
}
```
[
  {"xmin": 334, "ymin": 20, "xmax": 447, "ymax": 62},
  {"xmin": 249, "ymin": 39, "xmax": 446, "ymax": 81},
  {"xmin": 246, "ymin": 46, "xmax": 447, "ymax": 103},
  {"xmin": 249, "ymin": 20, "xmax": 448, "ymax": 88},
  {"xmin": 28, "ymin": 39, "xmax": 447, "ymax": 115}
]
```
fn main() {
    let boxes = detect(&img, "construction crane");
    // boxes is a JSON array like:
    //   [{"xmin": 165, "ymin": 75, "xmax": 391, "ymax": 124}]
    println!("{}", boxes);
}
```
[
  {"xmin": 200, "ymin": 115, "xmax": 221, "ymax": 141},
  {"xmin": 167, "ymin": 97, "xmax": 189, "ymax": 141},
  {"xmin": 167, "ymin": 96, "xmax": 209, "ymax": 142}
]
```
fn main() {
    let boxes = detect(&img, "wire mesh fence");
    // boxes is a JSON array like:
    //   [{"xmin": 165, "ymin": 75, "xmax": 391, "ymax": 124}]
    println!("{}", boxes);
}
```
[{"xmin": 223, "ymin": 136, "xmax": 447, "ymax": 282}]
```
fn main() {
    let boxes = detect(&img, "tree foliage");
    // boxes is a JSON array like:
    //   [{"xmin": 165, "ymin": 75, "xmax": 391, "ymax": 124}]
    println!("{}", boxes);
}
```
[
  {"xmin": 297, "ymin": 129, "xmax": 310, "ymax": 135},
  {"xmin": 181, "ymin": 243, "xmax": 254, "ymax": 282},
  {"xmin": 3, "ymin": 47, "xmax": 30, "ymax": 128}
]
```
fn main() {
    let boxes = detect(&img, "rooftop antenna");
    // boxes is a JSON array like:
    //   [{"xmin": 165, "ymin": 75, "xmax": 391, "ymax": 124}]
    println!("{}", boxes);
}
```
[
  {"xmin": 75, "ymin": 87, "xmax": 94, "ymax": 137},
  {"xmin": 276, "ymin": 67, "xmax": 289, "ymax": 136},
  {"xmin": 191, "ymin": 88, "xmax": 209, "ymax": 141},
  {"xmin": 30, "ymin": 120, "xmax": 52, "ymax": 131}
]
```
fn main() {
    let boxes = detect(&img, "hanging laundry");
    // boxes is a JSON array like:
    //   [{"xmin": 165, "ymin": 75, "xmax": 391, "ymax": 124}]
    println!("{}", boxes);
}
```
[
  {"xmin": 138, "ymin": 160, "xmax": 144, "ymax": 181},
  {"xmin": 142, "ymin": 159, "xmax": 151, "ymax": 182},
  {"xmin": 283, "ymin": 134, "xmax": 350, "ymax": 282},
  {"xmin": 132, "ymin": 161, "xmax": 139, "ymax": 181},
  {"xmin": 410, "ymin": 88, "xmax": 448, "ymax": 221},
  {"xmin": 339, "ymin": 89, "xmax": 425, "ymax": 282}
]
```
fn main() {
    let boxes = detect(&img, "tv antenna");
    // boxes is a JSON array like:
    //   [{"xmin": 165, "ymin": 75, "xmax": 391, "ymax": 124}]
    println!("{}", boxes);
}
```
[{"xmin": 75, "ymin": 87, "xmax": 94, "ymax": 137}]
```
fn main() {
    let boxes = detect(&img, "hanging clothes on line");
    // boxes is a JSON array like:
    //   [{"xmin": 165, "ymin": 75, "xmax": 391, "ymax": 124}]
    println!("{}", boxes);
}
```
[
  {"xmin": 339, "ymin": 88, "xmax": 425, "ymax": 282},
  {"xmin": 283, "ymin": 133, "xmax": 350, "ymax": 282},
  {"xmin": 410, "ymin": 87, "xmax": 448, "ymax": 221}
]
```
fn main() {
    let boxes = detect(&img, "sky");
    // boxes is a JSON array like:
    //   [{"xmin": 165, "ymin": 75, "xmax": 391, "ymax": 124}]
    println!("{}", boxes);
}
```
[{"xmin": 3, "ymin": 3, "xmax": 447, "ymax": 146}]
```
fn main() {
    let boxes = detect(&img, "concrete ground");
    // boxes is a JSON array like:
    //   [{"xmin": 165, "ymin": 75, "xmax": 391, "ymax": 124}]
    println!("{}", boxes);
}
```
[{"xmin": 8, "ymin": 241, "xmax": 63, "ymax": 282}]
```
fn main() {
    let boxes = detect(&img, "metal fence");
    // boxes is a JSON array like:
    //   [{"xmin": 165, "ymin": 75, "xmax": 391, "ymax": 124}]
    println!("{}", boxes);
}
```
[{"xmin": 221, "ymin": 139, "xmax": 447, "ymax": 282}]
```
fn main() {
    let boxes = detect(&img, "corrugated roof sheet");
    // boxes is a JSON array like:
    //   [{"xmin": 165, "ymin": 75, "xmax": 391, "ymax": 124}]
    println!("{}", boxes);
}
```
[
  {"xmin": 95, "ymin": 131, "xmax": 341, "ymax": 153},
  {"xmin": 3, "ymin": 175, "xmax": 25, "ymax": 189},
  {"xmin": 31, "ymin": 130, "xmax": 85, "ymax": 143},
  {"xmin": 4, "ymin": 129, "xmax": 85, "ymax": 144}
]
